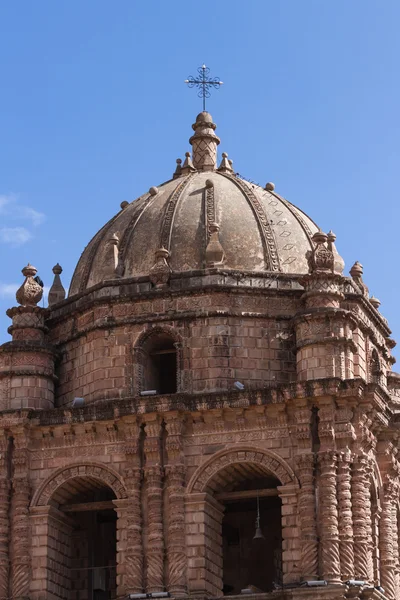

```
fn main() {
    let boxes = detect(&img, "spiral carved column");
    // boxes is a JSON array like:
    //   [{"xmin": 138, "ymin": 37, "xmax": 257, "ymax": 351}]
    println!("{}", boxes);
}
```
[
  {"xmin": 10, "ymin": 477, "xmax": 31, "ymax": 599},
  {"xmin": 318, "ymin": 451, "xmax": 341, "ymax": 584},
  {"xmin": 379, "ymin": 482, "xmax": 397, "ymax": 600},
  {"xmin": 124, "ymin": 468, "xmax": 144, "ymax": 593},
  {"xmin": 0, "ymin": 477, "xmax": 10, "ymax": 599},
  {"xmin": 337, "ymin": 450, "xmax": 354, "ymax": 580},
  {"xmin": 145, "ymin": 465, "xmax": 164, "ymax": 592},
  {"xmin": 166, "ymin": 465, "xmax": 187, "ymax": 596},
  {"xmin": 352, "ymin": 455, "xmax": 373, "ymax": 582},
  {"xmin": 295, "ymin": 453, "xmax": 319, "ymax": 580},
  {"xmin": 391, "ymin": 502, "xmax": 400, "ymax": 598}
]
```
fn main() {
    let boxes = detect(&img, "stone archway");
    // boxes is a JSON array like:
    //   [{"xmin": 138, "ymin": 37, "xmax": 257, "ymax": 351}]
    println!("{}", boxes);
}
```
[
  {"xmin": 30, "ymin": 464, "xmax": 129, "ymax": 600},
  {"xmin": 187, "ymin": 446, "xmax": 297, "ymax": 494},
  {"xmin": 31, "ymin": 462, "xmax": 128, "ymax": 507},
  {"xmin": 185, "ymin": 446, "xmax": 298, "ymax": 597}
]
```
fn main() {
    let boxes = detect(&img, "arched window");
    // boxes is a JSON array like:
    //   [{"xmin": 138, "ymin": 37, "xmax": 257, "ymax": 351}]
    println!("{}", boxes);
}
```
[{"xmin": 140, "ymin": 330, "xmax": 178, "ymax": 394}]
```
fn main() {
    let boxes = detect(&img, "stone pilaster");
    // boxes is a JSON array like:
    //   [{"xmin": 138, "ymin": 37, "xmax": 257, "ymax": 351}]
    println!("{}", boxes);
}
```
[
  {"xmin": 318, "ymin": 451, "xmax": 341, "ymax": 584},
  {"xmin": 124, "ymin": 467, "xmax": 144, "ymax": 593},
  {"xmin": 166, "ymin": 465, "xmax": 186, "ymax": 595},
  {"xmin": 295, "ymin": 453, "xmax": 319, "ymax": 581},
  {"xmin": 144, "ymin": 417, "xmax": 164, "ymax": 593},
  {"xmin": 10, "ymin": 477, "xmax": 30, "ymax": 598},
  {"xmin": 337, "ymin": 449, "xmax": 355, "ymax": 580},
  {"xmin": 0, "ymin": 435, "xmax": 10, "ymax": 600},
  {"xmin": 122, "ymin": 419, "xmax": 144, "ymax": 594},
  {"xmin": 391, "ymin": 501, "xmax": 400, "ymax": 598},
  {"xmin": 379, "ymin": 480, "xmax": 398, "ymax": 600},
  {"xmin": 352, "ymin": 455, "xmax": 374, "ymax": 582},
  {"xmin": 10, "ymin": 427, "xmax": 31, "ymax": 599},
  {"xmin": 165, "ymin": 414, "xmax": 187, "ymax": 596}
]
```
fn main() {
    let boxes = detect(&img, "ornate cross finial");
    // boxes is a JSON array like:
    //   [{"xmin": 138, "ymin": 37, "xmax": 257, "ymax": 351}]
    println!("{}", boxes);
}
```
[{"xmin": 185, "ymin": 65, "xmax": 223, "ymax": 111}]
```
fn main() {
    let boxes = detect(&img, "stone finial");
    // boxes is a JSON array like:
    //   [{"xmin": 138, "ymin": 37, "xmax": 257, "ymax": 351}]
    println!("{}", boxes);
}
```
[
  {"xmin": 350, "ymin": 261, "xmax": 369, "ymax": 298},
  {"xmin": 189, "ymin": 111, "xmax": 220, "ymax": 171},
  {"xmin": 265, "ymin": 182, "xmax": 275, "ymax": 191},
  {"xmin": 217, "ymin": 152, "xmax": 233, "ymax": 173},
  {"xmin": 181, "ymin": 152, "xmax": 195, "ymax": 174},
  {"xmin": 327, "ymin": 230, "xmax": 345, "ymax": 275},
  {"xmin": 370, "ymin": 296, "xmax": 381, "ymax": 310},
  {"xmin": 149, "ymin": 248, "xmax": 171, "ymax": 288},
  {"xmin": 350, "ymin": 261, "xmax": 363, "ymax": 278},
  {"xmin": 149, "ymin": 186, "xmax": 158, "ymax": 196},
  {"xmin": 205, "ymin": 179, "xmax": 214, "ymax": 189},
  {"xmin": 48, "ymin": 264, "xmax": 66, "ymax": 306},
  {"xmin": 15, "ymin": 264, "xmax": 43, "ymax": 307},
  {"xmin": 307, "ymin": 231, "xmax": 335, "ymax": 274},
  {"xmin": 173, "ymin": 158, "xmax": 182, "ymax": 179},
  {"xmin": 205, "ymin": 223, "xmax": 225, "ymax": 267},
  {"xmin": 120, "ymin": 200, "xmax": 129, "ymax": 209}
]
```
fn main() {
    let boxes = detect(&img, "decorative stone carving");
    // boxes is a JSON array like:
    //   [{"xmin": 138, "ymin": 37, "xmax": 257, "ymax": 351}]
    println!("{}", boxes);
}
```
[
  {"xmin": 0, "ymin": 477, "xmax": 10, "ymax": 599},
  {"xmin": 217, "ymin": 152, "xmax": 233, "ymax": 173},
  {"xmin": 144, "ymin": 419, "xmax": 164, "ymax": 592},
  {"xmin": 181, "ymin": 151, "xmax": 195, "ymax": 174},
  {"xmin": 124, "ymin": 468, "xmax": 144, "ymax": 593},
  {"xmin": 307, "ymin": 231, "xmax": 335, "ymax": 274},
  {"xmin": 205, "ymin": 223, "xmax": 225, "ymax": 267},
  {"xmin": 149, "ymin": 248, "xmax": 171, "ymax": 288},
  {"xmin": 144, "ymin": 465, "xmax": 164, "ymax": 592},
  {"xmin": 318, "ymin": 451, "xmax": 341, "ymax": 584},
  {"xmin": 10, "ymin": 477, "xmax": 31, "ymax": 599},
  {"xmin": 15, "ymin": 264, "xmax": 43, "ymax": 307},
  {"xmin": 189, "ymin": 112, "xmax": 220, "ymax": 171},
  {"xmin": 165, "ymin": 465, "xmax": 186, "ymax": 596},
  {"xmin": 103, "ymin": 233, "xmax": 120, "ymax": 280},
  {"xmin": 350, "ymin": 261, "xmax": 369, "ymax": 297},
  {"xmin": 379, "ymin": 478, "xmax": 398, "ymax": 600},
  {"xmin": 295, "ymin": 453, "xmax": 318, "ymax": 580},
  {"xmin": 337, "ymin": 449, "xmax": 355, "ymax": 580},
  {"xmin": 352, "ymin": 455, "xmax": 374, "ymax": 582},
  {"xmin": 48, "ymin": 263, "xmax": 66, "ymax": 306},
  {"xmin": 173, "ymin": 158, "xmax": 182, "ymax": 179}
]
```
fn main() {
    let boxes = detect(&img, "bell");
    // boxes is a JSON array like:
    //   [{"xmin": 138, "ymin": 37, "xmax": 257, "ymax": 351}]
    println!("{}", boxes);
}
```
[
  {"xmin": 253, "ymin": 526, "xmax": 265, "ymax": 541},
  {"xmin": 252, "ymin": 494, "xmax": 265, "ymax": 541}
]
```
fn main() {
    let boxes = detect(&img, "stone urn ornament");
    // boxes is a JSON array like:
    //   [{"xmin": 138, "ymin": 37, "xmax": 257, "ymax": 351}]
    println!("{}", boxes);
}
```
[{"xmin": 15, "ymin": 264, "xmax": 43, "ymax": 307}]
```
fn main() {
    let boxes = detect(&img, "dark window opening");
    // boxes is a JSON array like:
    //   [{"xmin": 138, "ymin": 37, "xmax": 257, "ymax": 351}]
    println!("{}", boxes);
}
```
[
  {"xmin": 222, "ymin": 495, "xmax": 282, "ymax": 595},
  {"xmin": 142, "ymin": 333, "xmax": 178, "ymax": 394},
  {"xmin": 71, "ymin": 508, "xmax": 117, "ymax": 600}
]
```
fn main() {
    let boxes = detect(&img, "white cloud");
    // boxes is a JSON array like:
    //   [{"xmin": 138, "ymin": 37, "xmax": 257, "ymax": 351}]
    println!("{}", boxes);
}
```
[
  {"xmin": 0, "ymin": 227, "xmax": 33, "ymax": 246},
  {"xmin": 0, "ymin": 194, "xmax": 46, "ymax": 239},
  {"xmin": 0, "ymin": 283, "xmax": 18, "ymax": 298}
]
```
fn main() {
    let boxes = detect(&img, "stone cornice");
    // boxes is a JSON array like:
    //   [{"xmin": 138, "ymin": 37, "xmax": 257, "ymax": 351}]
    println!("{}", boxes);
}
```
[{"xmin": 0, "ymin": 377, "xmax": 371, "ymax": 428}]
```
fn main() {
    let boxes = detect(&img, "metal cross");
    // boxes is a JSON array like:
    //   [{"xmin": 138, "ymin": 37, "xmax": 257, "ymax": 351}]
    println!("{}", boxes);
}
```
[{"xmin": 185, "ymin": 64, "xmax": 223, "ymax": 111}]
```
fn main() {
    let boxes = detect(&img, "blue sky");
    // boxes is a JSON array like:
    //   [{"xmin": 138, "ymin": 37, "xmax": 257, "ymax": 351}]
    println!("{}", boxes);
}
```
[{"xmin": 0, "ymin": 1, "xmax": 399, "ymax": 358}]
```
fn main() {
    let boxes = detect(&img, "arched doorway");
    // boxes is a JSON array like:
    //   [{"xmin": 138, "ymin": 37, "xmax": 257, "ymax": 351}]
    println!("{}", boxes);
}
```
[
  {"xmin": 57, "ymin": 477, "xmax": 117, "ymax": 599},
  {"xmin": 218, "ymin": 470, "xmax": 282, "ymax": 594},
  {"xmin": 30, "ymin": 465, "xmax": 128, "ymax": 600},
  {"xmin": 186, "ymin": 447, "xmax": 297, "ymax": 597}
]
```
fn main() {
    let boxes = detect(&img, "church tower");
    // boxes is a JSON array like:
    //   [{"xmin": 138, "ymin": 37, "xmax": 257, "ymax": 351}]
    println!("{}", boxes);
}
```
[{"xmin": 0, "ymin": 106, "xmax": 399, "ymax": 600}]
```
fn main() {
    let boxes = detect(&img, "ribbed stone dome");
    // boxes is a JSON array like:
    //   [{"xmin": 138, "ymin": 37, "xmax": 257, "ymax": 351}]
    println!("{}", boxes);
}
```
[{"xmin": 69, "ymin": 112, "xmax": 321, "ymax": 296}]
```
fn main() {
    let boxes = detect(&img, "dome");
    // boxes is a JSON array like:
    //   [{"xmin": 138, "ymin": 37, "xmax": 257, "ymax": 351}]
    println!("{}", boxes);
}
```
[{"xmin": 69, "ymin": 112, "xmax": 321, "ymax": 295}]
